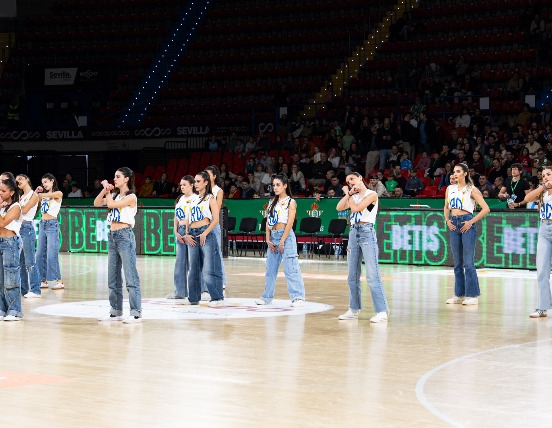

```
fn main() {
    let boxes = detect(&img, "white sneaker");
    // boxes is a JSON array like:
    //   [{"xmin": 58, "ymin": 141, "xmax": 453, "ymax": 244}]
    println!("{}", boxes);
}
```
[
  {"xmin": 255, "ymin": 299, "xmax": 269, "ymax": 305},
  {"xmin": 51, "ymin": 281, "xmax": 64, "ymax": 290},
  {"xmin": 40, "ymin": 281, "xmax": 49, "ymax": 289},
  {"xmin": 201, "ymin": 292, "xmax": 210, "ymax": 301},
  {"xmin": 98, "ymin": 314, "xmax": 123, "ymax": 321},
  {"xmin": 446, "ymin": 296, "xmax": 464, "ymax": 304},
  {"xmin": 462, "ymin": 297, "xmax": 478, "ymax": 305},
  {"xmin": 166, "ymin": 292, "xmax": 187, "ymax": 299},
  {"xmin": 291, "ymin": 299, "xmax": 305, "ymax": 307},
  {"xmin": 4, "ymin": 315, "xmax": 22, "ymax": 321},
  {"xmin": 122, "ymin": 316, "xmax": 142, "ymax": 324},
  {"xmin": 370, "ymin": 311, "xmax": 388, "ymax": 323},
  {"xmin": 338, "ymin": 309, "xmax": 359, "ymax": 320},
  {"xmin": 529, "ymin": 309, "xmax": 547, "ymax": 318},
  {"xmin": 207, "ymin": 300, "xmax": 225, "ymax": 308},
  {"xmin": 24, "ymin": 292, "xmax": 42, "ymax": 298},
  {"xmin": 174, "ymin": 297, "xmax": 190, "ymax": 305}
]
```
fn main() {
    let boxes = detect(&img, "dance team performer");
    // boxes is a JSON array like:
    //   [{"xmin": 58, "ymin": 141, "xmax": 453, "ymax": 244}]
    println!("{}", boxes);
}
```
[
  {"xmin": 185, "ymin": 171, "xmax": 224, "ymax": 307},
  {"xmin": 0, "ymin": 176, "xmax": 23, "ymax": 321},
  {"xmin": 166, "ymin": 175, "xmax": 195, "ymax": 301},
  {"xmin": 255, "ymin": 174, "xmax": 305, "ymax": 307},
  {"xmin": 94, "ymin": 167, "xmax": 142, "ymax": 323},
  {"xmin": 336, "ymin": 172, "xmax": 389, "ymax": 322},
  {"xmin": 514, "ymin": 165, "xmax": 552, "ymax": 318},
  {"xmin": 444, "ymin": 163, "xmax": 490, "ymax": 306},
  {"xmin": 35, "ymin": 173, "xmax": 64, "ymax": 290},
  {"xmin": 16, "ymin": 174, "xmax": 42, "ymax": 298}
]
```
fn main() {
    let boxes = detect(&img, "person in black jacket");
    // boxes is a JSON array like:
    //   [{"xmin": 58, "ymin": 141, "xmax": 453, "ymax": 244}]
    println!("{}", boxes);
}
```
[
  {"xmin": 377, "ymin": 117, "xmax": 399, "ymax": 170},
  {"xmin": 418, "ymin": 111, "xmax": 436, "ymax": 154}
]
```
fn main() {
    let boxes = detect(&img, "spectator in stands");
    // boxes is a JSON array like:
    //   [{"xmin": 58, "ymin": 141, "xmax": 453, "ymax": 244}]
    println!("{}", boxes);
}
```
[
  {"xmin": 400, "ymin": 112, "xmax": 417, "ymax": 158},
  {"xmin": 68, "ymin": 181, "xmax": 82, "ymax": 197},
  {"xmin": 234, "ymin": 139, "xmax": 245, "ymax": 154},
  {"xmin": 526, "ymin": 133, "xmax": 542, "ymax": 158},
  {"xmin": 327, "ymin": 147, "xmax": 340, "ymax": 169},
  {"xmin": 415, "ymin": 151, "xmax": 431, "ymax": 172},
  {"xmin": 367, "ymin": 174, "xmax": 389, "ymax": 197},
  {"xmin": 253, "ymin": 163, "xmax": 265, "ymax": 194},
  {"xmin": 342, "ymin": 128, "xmax": 356, "ymax": 151},
  {"xmin": 376, "ymin": 117, "xmax": 399, "ymax": 170},
  {"xmin": 309, "ymin": 152, "xmax": 332, "ymax": 189},
  {"xmin": 219, "ymin": 138, "xmax": 228, "ymax": 153},
  {"xmin": 418, "ymin": 111, "xmax": 436, "ymax": 154},
  {"xmin": 246, "ymin": 158, "xmax": 256, "ymax": 174},
  {"xmin": 348, "ymin": 143, "xmax": 362, "ymax": 170},
  {"xmin": 227, "ymin": 133, "xmax": 238, "ymax": 152},
  {"xmin": 404, "ymin": 170, "xmax": 424, "ymax": 197},
  {"xmin": 138, "ymin": 176, "xmax": 154, "ymax": 197},
  {"xmin": 519, "ymin": 147, "xmax": 533, "ymax": 174},
  {"xmin": 498, "ymin": 163, "xmax": 530, "ymax": 209},
  {"xmin": 477, "ymin": 175, "xmax": 494, "ymax": 195},
  {"xmin": 261, "ymin": 166, "xmax": 274, "ymax": 196},
  {"xmin": 91, "ymin": 179, "xmax": 103, "ymax": 197},
  {"xmin": 393, "ymin": 187, "xmax": 408, "ymax": 198},
  {"xmin": 386, "ymin": 145, "xmax": 401, "ymax": 169},
  {"xmin": 470, "ymin": 151, "xmax": 485, "ymax": 175},
  {"xmin": 540, "ymin": 102, "xmax": 552, "ymax": 125},
  {"xmin": 219, "ymin": 163, "xmax": 230, "ymax": 181},
  {"xmin": 454, "ymin": 107, "xmax": 471, "ymax": 129},
  {"xmin": 325, "ymin": 175, "xmax": 344, "ymax": 198},
  {"xmin": 530, "ymin": 14, "xmax": 546, "ymax": 41},
  {"xmin": 455, "ymin": 150, "xmax": 467, "ymax": 166},
  {"xmin": 518, "ymin": 103, "xmax": 533, "ymax": 126},
  {"xmin": 60, "ymin": 178, "xmax": 71, "ymax": 198},
  {"xmin": 492, "ymin": 177, "xmax": 504, "ymax": 198},
  {"xmin": 240, "ymin": 179, "xmax": 255, "ymax": 199},
  {"xmin": 357, "ymin": 117, "xmax": 373, "ymax": 155},
  {"xmin": 400, "ymin": 152, "xmax": 412, "ymax": 170},
  {"xmin": 289, "ymin": 164, "xmax": 306, "ymax": 194},
  {"xmin": 410, "ymin": 96, "xmax": 425, "ymax": 121},
  {"xmin": 244, "ymin": 136, "xmax": 257, "ymax": 154},
  {"xmin": 206, "ymin": 135, "xmax": 219, "ymax": 152},
  {"xmin": 152, "ymin": 172, "xmax": 173, "ymax": 197},
  {"xmin": 384, "ymin": 171, "xmax": 398, "ymax": 193},
  {"xmin": 392, "ymin": 168, "xmax": 407, "ymax": 189},
  {"xmin": 438, "ymin": 167, "xmax": 452, "ymax": 190},
  {"xmin": 455, "ymin": 54, "xmax": 469, "ymax": 78},
  {"xmin": 533, "ymin": 148, "xmax": 550, "ymax": 174},
  {"xmin": 227, "ymin": 183, "xmax": 240, "ymax": 199},
  {"xmin": 506, "ymin": 72, "xmax": 524, "ymax": 100},
  {"xmin": 279, "ymin": 163, "xmax": 290, "ymax": 179}
]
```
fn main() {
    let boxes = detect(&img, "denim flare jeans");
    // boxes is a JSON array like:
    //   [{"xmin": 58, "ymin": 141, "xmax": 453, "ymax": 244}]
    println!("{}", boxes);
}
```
[
  {"xmin": 173, "ymin": 225, "xmax": 189, "ymax": 298},
  {"xmin": 449, "ymin": 213, "xmax": 480, "ymax": 298},
  {"xmin": 536, "ymin": 221, "xmax": 552, "ymax": 310},
  {"xmin": 187, "ymin": 225, "xmax": 224, "ymax": 303},
  {"xmin": 108, "ymin": 227, "xmax": 142, "ymax": 318},
  {"xmin": 20, "ymin": 221, "xmax": 42, "ymax": 295},
  {"xmin": 0, "ymin": 236, "xmax": 23, "ymax": 318},
  {"xmin": 347, "ymin": 223, "xmax": 388, "ymax": 313},
  {"xmin": 36, "ymin": 219, "xmax": 62, "ymax": 282},
  {"xmin": 261, "ymin": 228, "xmax": 305, "ymax": 303}
]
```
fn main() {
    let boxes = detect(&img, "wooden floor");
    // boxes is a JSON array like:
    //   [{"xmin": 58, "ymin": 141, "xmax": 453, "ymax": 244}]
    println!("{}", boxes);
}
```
[{"xmin": 1, "ymin": 253, "xmax": 551, "ymax": 427}]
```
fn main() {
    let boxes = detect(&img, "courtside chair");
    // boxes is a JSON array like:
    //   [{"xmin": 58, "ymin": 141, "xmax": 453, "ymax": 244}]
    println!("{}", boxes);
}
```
[
  {"xmin": 298, "ymin": 217, "xmax": 322, "ymax": 258},
  {"xmin": 314, "ymin": 218, "xmax": 348, "ymax": 258},
  {"xmin": 230, "ymin": 217, "xmax": 258, "ymax": 256}
]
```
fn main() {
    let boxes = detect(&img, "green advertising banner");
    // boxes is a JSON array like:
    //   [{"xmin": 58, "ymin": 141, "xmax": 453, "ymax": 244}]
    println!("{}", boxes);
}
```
[{"xmin": 53, "ymin": 203, "xmax": 539, "ymax": 270}]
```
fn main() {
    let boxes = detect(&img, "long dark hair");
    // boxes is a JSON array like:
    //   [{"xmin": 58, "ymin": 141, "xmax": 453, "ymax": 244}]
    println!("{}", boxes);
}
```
[
  {"xmin": 268, "ymin": 174, "xmax": 293, "ymax": 217},
  {"xmin": 205, "ymin": 165, "xmax": 222, "ymax": 188},
  {"xmin": 454, "ymin": 163, "xmax": 474, "ymax": 188},
  {"xmin": 196, "ymin": 171, "xmax": 213, "ymax": 204},
  {"xmin": 42, "ymin": 173, "xmax": 59, "ymax": 191},
  {"xmin": 174, "ymin": 175, "xmax": 195, "ymax": 205},
  {"xmin": 112, "ymin": 167, "xmax": 136, "ymax": 198},
  {"xmin": 16, "ymin": 174, "xmax": 32, "ymax": 188},
  {"xmin": 1, "ymin": 177, "xmax": 22, "ymax": 213}
]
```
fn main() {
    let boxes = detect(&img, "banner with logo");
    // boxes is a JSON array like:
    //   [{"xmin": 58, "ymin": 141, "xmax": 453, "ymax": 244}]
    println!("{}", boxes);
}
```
[
  {"xmin": 51, "ymin": 205, "xmax": 538, "ymax": 269},
  {"xmin": 44, "ymin": 68, "xmax": 78, "ymax": 86}
]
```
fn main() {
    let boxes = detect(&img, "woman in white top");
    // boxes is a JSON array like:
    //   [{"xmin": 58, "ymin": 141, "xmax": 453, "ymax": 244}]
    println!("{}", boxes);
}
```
[
  {"xmin": 94, "ymin": 167, "xmax": 142, "ymax": 323},
  {"xmin": 454, "ymin": 107, "xmax": 471, "ymax": 129},
  {"xmin": 255, "ymin": 174, "xmax": 305, "ymax": 307},
  {"xmin": 336, "ymin": 172, "xmax": 389, "ymax": 323},
  {"xmin": 35, "ymin": 173, "xmax": 64, "ymax": 290},
  {"xmin": 327, "ymin": 147, "xmax": 341, "ymax": 169},
  {"xmin": 166, "ymin": 175, "xmax": 195, "ymax": 301},
  {"xmin": 205, "ymin": 165, "xmax": 227, "ymax": 295},
  {"xmin": 444, "ymin": 163, "xmax": 490, "ymax": 306},
  {"xmin": 185, "ymin": 171, "xmax": 224, "ymax": 306},
  {"xmin": 16, "ymin": 174, "xmax": 42, "ymax": 298},
  {"xmin": 0, "ymin": 176, "xmax": 23, "ymax": 321},
  {"xmin": 514, "ymin": 165, "xmax": 552, "ymax": 318}
]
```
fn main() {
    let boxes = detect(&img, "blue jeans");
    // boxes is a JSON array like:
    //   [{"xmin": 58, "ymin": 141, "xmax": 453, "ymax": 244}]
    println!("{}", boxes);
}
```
[
  {"xmin": 347, "ymin": 224, "xmax": 388, "ymax": 312},
  {"xmin": 536, "ymin": 221, "xmax": 552, "ymax": 310},
  {"xmin": 20, "ymin": 221, "xmax": 41, "ymax": 295},
  {"xmin": 108, "ymin": 227, "xmax": 142, "ymax": 317},
  {"xmin": 173, "ymin": 225, "xmax": 189, "ymax": 298},
  {"xmin": 261, "ymin": 229, "xmax": 305, "ymax": 302},
  {"xmin": 0, "ymin": 236, "xmax": 23, "ymax": 318},
  {"xmin": 379, "ymin": 148, "xmax": 392, "ymax": 170},
  {"xmin": 212, "ymin": 223, "xmax": 227, "ymax": 285},
  {"xmin": 36, "ymin": 219, "xmax": 61, "ymax": 281},
  {"xmin": 449, "ymin": 214, "xmax": 480, "ymax": 297},
  {"xmin": 187, "ymin": 225, "xmax": 224, "ymax": 303}
]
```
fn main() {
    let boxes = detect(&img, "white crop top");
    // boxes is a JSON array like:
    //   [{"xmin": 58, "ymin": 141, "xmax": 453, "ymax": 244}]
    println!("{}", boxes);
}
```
[
  {"xmin": 189, "ymin": 194, "xmax": 213, "ymax": 223},
  {"xmin": 107, "ymin": 193, "xmax": 137, "ymax": 228},
  {"xmin": 0, "ymin": 203, "xmax": 22, "ymax": 236},
  {"xmin": 20, "ymin": 190, "xmax": 38, "ymax": 221},
  {"xmin": 175, "ymin": 194, "xmax": 193, "ymax": 222},
  {"xmin": 40, "ymin": 196, "xmax": 61, "ymax": 217},
  {"xmin": 212, "ymin": 185, "xmax": 222, "ymax": 200},
  {"xmin": 349, "ymin": 189, "xmax": 378, "ymax": 225},
  {"xmin": 447, "ymin": 184, "xmax": 476, "ymax": 214},
  {"xmin": 267, "ymin": 196, "xmax": 292, "ymax": 229},
  {"xmin": 540, "ymin": 190, "xmax": 552, "ymax": 220}
]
